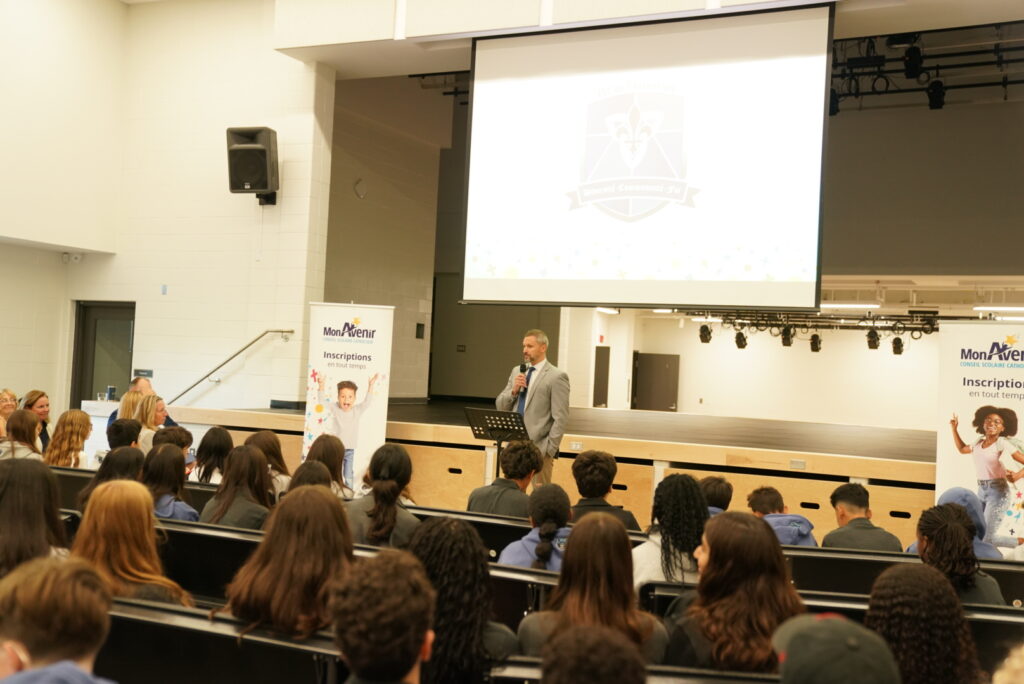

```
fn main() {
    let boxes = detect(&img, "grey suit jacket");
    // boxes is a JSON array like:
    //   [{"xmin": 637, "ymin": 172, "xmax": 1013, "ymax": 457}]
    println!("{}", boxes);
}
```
[{"xmin": 496, "ymin": 362, "xmax": 569, "ymax": 458}]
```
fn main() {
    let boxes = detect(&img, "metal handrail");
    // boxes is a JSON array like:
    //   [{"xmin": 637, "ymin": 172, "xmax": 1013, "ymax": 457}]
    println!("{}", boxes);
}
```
[{"xmin": 167, "ymin": 329, "xmax": 294, "ymax": 405}]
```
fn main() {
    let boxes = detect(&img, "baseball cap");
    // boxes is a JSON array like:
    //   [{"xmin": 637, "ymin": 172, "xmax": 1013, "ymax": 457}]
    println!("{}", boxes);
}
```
[{"xmin": 772, "ymin": 613, "xmax": 900, "ymax": 684}]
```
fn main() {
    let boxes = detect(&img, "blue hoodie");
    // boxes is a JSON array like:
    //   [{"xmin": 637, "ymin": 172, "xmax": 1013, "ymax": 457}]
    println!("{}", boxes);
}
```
[
  {"xmin": 905, "ymin": 487, "xmax": 1002, "ymax": 560},
  {"xmin": 497, "ymin": 526, "xmax": 571, "ymax": 571},
  {"xmin": 764, "ymin": 513, "xmax": 817, "ymax": 547}
]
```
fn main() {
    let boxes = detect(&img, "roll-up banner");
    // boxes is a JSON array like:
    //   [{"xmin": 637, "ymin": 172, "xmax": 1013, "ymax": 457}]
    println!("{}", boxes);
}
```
[
  {"xmin": 938, "ymin": 321, "xmax": 1024, "ymax": 550},
  {"xmin": 305, "ymin": 302, "xmax": 394, "ymax": 490}
]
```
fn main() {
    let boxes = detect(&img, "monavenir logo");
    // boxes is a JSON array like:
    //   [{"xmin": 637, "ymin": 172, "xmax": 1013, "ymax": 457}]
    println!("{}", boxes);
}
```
[
  {"xmin": 324, "ymin": 318, "xmax": 376, "ymax": 339},
  {"xmin": 961, "ymin": 336, "xmax": 1023, "ymax": 361}
]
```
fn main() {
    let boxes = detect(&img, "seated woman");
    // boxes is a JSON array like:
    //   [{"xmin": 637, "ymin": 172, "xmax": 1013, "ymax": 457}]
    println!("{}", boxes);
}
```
[
  {"xmin": 632, "ymin": 473, "xmax": 707, "ymax": 591},
  {"xmin": 287, "ymin": 461, "xmax": 333, "ymax": 492},
  {"xmin": 498, "ymin": 484, "xmax": 572, "ymax": 571},
  {"xmin": 224, "ymin": 485, "xmax": 354, "ymax": 637},
  {"xmin": 0, "ymin": 459, "xmax": 68, "ymax": 578},
  {"xmin": 71, "ymin": 480, "xmax": 192, "ymax": 606},
  {"xmin": 305, "ymin": 434, "xmax": 354, "ymax": 500},
  {"xmin": 0, "ymin": 388, "xmax": 16, "ymax": 438},
  {"xmin": 142, "ymin": 444, "xmax": 199, "ymax": 522},
  {"xmin": 134, "ymin": 395, "xmax": 167, "ymax": 454},
  {"xmin": 345, "ymin": 444, "xmax": 419, "ymax": 548},
  {"xmin": 664, "ymin": 511, "xmax": 804, "ymax": 672},
  {"xmin": 188, "ymin": 426, "xmax": 232, "ymax": 484},
  {"xmin": 916, "ymin": 502, "xmax": 1005, "ymax": 605},
  {"xmin": 408, "ymin": 517, "xmax": 519, "ymax": 684},
  {"xmin": 244, "ymin": 431, "xmax": 291, "ymax": 499},
  {"xmin": 43, "ymin": 409, "xmax": 92, "ymax": 468},
  {"xmin": 518, "ymin": 513, "xmax": 667, "ymax": 663},
  {"xmin": 0, "ymin": 410, "xmax": 43, "ymax": 460},
  {"xmin": 199, "ymin": 445, "xmax": 275, "ymax": 530},
  {"xmin": 22, "ymin": 390, "xmax": 51, "ymax": 451},
  {"xmin": 78, "ymin": 446, "xmax": 145, "ymax": 511},
  {"xmin": 865, "ymin": 563, "xmax": 983, "ymax": 684}
]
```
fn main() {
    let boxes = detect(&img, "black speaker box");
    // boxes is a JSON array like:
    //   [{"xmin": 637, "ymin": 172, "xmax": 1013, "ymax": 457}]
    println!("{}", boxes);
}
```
[{"xmin": 226, "ymin": 127, "xmax": 279, "ymax": 194}]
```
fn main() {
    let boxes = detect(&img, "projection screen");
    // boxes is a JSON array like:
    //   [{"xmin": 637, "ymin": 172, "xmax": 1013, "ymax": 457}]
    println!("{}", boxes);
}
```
[{"xmin": 464, "ymin": 5, "xmax": 833, "ymax": 309}]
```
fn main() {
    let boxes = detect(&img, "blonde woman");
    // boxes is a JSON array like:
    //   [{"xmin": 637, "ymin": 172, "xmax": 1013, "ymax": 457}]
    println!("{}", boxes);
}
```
[
  {"xmin": 117, "ymin": 389, "xmax": 146, "ymax": 423},
  {"xmin": 0, "ymin": 389, "xmax": 17, "ymax": 438},
  {"xmin": 71, "ymin": 479, "xmax": 192, "ymax": 606},
  {"xmin": 134, "ymin": 395, "xmax": 167, "ymax": 454},
  {"xmin": 43, "ymin": 410, "xmax": 93, "ymax": 468}
]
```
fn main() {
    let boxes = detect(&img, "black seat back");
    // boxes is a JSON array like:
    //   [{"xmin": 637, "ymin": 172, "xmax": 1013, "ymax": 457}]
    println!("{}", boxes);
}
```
[
  {"xmin": 95, "ymin": 598, "xmax": 343, "ymax": 684},
  {"xmin": 491, "ymin": 656, "xmax": 780, "ymax": 683},
  {"xmin": 52, "ymin": 465, "xmax": 219, "ymax": 514}
]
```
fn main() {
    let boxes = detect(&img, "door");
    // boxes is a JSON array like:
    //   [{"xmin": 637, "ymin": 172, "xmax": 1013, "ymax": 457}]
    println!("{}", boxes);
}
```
[
  {"xmin": 69, "ymin": 302, "xmax": 136, "ymax": 408},
  {"xmin": 593, "ymin": 346, "xmax": 610, "ymax": 407},
  {"xmin": 631, "ymin": 352, "xmax": 679, "ymax": 412}
]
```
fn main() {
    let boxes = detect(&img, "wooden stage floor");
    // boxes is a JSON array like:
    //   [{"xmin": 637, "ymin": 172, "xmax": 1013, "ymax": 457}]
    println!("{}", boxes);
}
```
[{"xmin": 388, "ymin": 399, "xmax": 937, "ymax": 464}]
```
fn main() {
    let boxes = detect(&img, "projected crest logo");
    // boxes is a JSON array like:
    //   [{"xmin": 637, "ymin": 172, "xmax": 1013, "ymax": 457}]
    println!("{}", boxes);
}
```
[{"xmin": 568, "ymin": 92, "xmax": 697, "ymax": 222}]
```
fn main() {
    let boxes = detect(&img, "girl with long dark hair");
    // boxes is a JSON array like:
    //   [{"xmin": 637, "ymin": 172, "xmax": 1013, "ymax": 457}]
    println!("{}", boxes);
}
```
[
  {"xmin": 189, "ymin": 426, "xmax": 232, "ymax": 484},
  {"xmin": 345, "ymin": 444, "xmax": 419, "ymax": 547},
  {"xmin": 408, "ymin": 517, "xmax": 518, "ymax": 684},
  {"xmin": 224, "ymin": 485, "xmax": 354, "ymax": 637},
  {"xmin": 199, "ymin": 445, "xmax": 275, "ymax": 530},
  {"xmin": 664, "ymin": 511, "xmax": 804, "ymax": 672},
  {"xmin": 518, "ymin": 513, "xmax": 667, "ymax": 663},
  {"xmin": 917, "ymin": 502, "xmax": 1005, "ymax": 605},
  {"xmin": 244, "ymin": 430, "xmax": 291, "ymax": 499},
  {"xmin": 143, "ymin": 444, "xmax": 198, "ymax": 522},
  {"xmin": 498, "ymin": 484, "xmax": 571, "ymax": 571},
  {"xmin": 0, "ymin": 410, "xmax": 43, "ymax": 460},
  {"xmin": 78, "ymin": 446, "xmax": 145, "ymax": 511},
  {"xmin": 866, "ymin": 563, "xmax": 983, "ymax": 684},
  {"xmin": 0, "ymin": 459, "xmax": 67, "ymax": 577},
  {"xmin": 305, "ymin": 434, "xmax": 354, "ymax": 500},
  {"xmin": 632, "ymin": 474, "xmax": 707, "ymax": 590}
]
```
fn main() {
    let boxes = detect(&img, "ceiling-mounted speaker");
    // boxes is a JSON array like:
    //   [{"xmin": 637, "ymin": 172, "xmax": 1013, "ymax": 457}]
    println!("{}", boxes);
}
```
[{"xmin": 226, "ymin": 127, "xmax": 278, "ymax": 205}]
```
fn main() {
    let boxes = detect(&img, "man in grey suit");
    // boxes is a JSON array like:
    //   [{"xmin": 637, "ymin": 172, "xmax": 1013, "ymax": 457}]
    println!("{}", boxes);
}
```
[{"xmin": 496, "ymin": 329, "xmax": 570, "ymax": 485}]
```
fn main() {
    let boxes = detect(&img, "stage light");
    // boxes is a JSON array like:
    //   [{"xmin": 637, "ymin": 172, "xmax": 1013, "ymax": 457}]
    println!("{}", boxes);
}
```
[
  {"xmin": 927, "ymin": 80, "xmax": 945, "ymax": 110},
  {"xmin": 866, "ymin": 329, "xmax": 880, "ymax": 349},
  {"xmin": 735, "ymin": 331, "xmax": 747, "ymax": 349},
  {"xmin": 892, "ymin": 337, "xmax": 904, "ymax": 355},
  {"xmin": 781, "ymin": 325, "xmax": 794, "ymax": 347},
  {"xmin": 902, "ymin": 46, "xmax": 924, "ymax": 79},
  {"xmin": 810, "ymin": 334, "xmax": 822, "ymax": 352},
  {"xmin": 829, "ymin": 88, "xmax": 839, "ymax": 116},
  {"xmin": 699, "ymin": 325, "xmax": 712, "ymax": 344}
]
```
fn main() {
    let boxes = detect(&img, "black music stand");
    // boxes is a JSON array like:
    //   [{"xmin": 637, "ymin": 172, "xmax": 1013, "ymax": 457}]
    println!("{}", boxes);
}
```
[{"xmin": 465, "ymin": 408, "xmax": 531, "ymax": 478}]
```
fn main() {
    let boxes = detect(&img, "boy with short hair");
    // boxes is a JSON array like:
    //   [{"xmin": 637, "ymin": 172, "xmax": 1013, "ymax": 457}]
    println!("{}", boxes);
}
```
[
  {"xmin": 570, "ymin": 450, "xmax": 641, "ymax": 531},
  {"xmin": 317, "ymin": 373, "xmax": 378, "ymax": 487},
  {"xmin": 747, "ymin": 486, "xmax": 817, "ymax": 547},
  {"xmin": 0, "ymin": 557, "xmax": 114, "ymax": 682},
  {"xmin": 699, "ymin": 476, "xmax": 733, "ymax": 516},
  {"xmin": 467, "ymin": 440, "xmax": 542, "ymax": 518}
]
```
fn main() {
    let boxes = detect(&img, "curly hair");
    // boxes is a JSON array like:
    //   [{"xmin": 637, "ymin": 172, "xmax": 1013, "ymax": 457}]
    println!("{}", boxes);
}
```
[
  {"xmin": 500, "ymin": 440, "xmax": 543, "ymax": 480},
  {"xmin": 331, "ymin": 550, "xmax": 435, "ymax": 681},
  {"xmin": 650, "ymin": 474, "xmax": 708, "ymax": 582},
  {"xmin": 865, "ymin": 563, "xmax": 982, "ymax": 684},
  {"xmin": 408, "ymin": 518, "xmax": 492, "ymax": 684},
  {"xmin": 972, "ymin": 405, "xmax": 1018, "ymax": 436},
  {"xmin": 687, "ymin": 512, "xmax": 804, "ymax": 672},
  {"xmin": 44, "ymin": 409, "xmax": 91, "ymax": 467},
  {"xmin": 917, "ymin": 503, "xmax": 978, "ymax": 591}
]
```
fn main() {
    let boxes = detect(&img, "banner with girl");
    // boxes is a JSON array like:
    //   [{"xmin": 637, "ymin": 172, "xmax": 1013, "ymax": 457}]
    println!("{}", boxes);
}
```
[
  {"xmin": 305, "ymin": 302, "xmax": 394, "ymax": 491},
  {"xmin": 938, "ymin": 321, "xmax": 1024, "ymax": 552}
]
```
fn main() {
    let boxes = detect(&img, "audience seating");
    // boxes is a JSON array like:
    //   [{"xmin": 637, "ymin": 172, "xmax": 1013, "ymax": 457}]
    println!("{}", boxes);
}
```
[
  {"xmin": 94, "ymin": 598, "xmax": 344, "ymax": 684},
  {"xmin": 490, "ymin": 656, "xmax": 780, "ymax": 683},
  {"xmin": 783, "ymin": 545, "xmax": 1024, "ymax": 605},
  {"xmin": 52, "ymin": 466, "xmax": 219, "ymax": 514},
  {"xmin": 639, "ymin": 581, "xmax": 1024, "ymax": 673},
  {"xmin": 60, "ymin": 508, "xmax": 81, "ymax": 540}
]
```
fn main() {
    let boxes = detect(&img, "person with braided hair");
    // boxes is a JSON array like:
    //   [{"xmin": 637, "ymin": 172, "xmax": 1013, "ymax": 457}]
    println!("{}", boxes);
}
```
[
  {"xmin": 916, "ymin": 502, "xmax": 1005, "ymax": 605},
  {"xmin": 346, "ymin": 444, "xmax": 420, "ymax": 548},
  {"xmin": 408, "ymin": 517, "xmax": 518, "ymax": 684},
  {"xmin": 865, "ymin": 563, "xmax": 984, "ymax": 684},
  {"xmin": 632, "ymin": 474, "xmax": 707, "ymax": 591},
  {"xmin": 498, "ymin": 484, "xmax": 571, "ymax": 571}
]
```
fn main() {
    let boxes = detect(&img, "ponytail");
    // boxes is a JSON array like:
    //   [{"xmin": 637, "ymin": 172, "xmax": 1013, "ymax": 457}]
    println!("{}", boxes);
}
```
[
  {"xmin": 368, "ymin": 479, "xmax": 402, "ymax": 545},
  {"xmin": 532, "ymin": 520, "xmax": 559, "ymax": 569}
]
